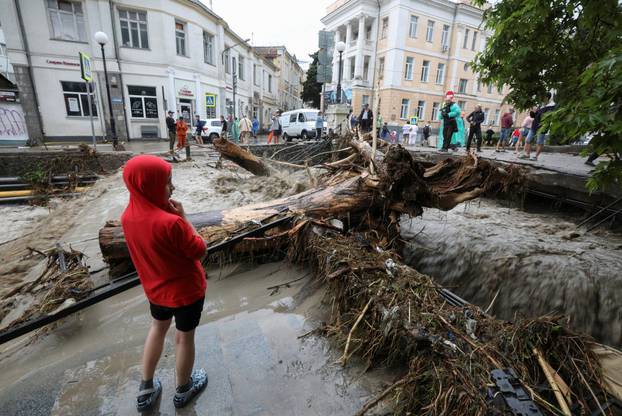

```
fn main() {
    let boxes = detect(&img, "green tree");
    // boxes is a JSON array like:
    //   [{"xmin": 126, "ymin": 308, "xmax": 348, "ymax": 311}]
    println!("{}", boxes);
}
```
[
  {"xmin": 301, "ymin": 51, "xmax": 321, "ymax": 108},
  {"xmin": 472, "ymin": 0, "xmax": 622, "ymax": 191}
]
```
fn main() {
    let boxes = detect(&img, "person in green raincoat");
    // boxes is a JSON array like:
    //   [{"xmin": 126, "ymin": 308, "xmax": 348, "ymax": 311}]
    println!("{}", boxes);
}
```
[
  {"xmin": 437, "ymin": 91, "xmax": 464, "ymax": 151},
  {"xmin": 231, "ymin": 117, "xmax": 240, "ymax": 142}
]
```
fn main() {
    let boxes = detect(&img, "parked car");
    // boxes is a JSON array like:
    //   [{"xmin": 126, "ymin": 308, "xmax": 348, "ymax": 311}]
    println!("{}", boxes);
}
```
[
  {"xmin": 280, "ymin": 109, "xmax": 322, "ymax": 141},
  {"xmin": 199, "ymin": 118, "xmax": 223, "ymax": 142}
]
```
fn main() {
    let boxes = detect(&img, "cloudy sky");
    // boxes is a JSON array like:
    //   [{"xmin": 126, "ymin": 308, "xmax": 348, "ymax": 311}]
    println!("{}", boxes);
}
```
[{"xmin": 209, "ymin": 0, "xmax": 335, "ymax": 69}]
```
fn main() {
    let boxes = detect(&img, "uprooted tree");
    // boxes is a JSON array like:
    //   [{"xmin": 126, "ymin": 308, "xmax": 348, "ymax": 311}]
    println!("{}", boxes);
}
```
[{"xmin": 99, "ymin": 135, "xmax": 618, "ymax": 414}]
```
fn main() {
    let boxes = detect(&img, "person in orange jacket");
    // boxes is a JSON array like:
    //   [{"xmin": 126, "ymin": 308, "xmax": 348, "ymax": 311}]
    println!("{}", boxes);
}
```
[{"xmin": 176, "ymin": 116, "xmax": 188, "ymax": 150}]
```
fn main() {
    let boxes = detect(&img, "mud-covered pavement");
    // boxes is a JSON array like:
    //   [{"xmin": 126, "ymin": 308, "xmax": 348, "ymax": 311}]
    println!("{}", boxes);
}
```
[{"xmin": 402, "ymin": 198, "xmax": 622, "ymax": 346}]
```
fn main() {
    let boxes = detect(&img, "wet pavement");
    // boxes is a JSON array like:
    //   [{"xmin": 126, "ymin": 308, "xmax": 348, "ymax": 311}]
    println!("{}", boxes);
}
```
[
  {"xmin": 405, "ymin": 144, "xmax": 594, "ymax": 177},
  {"xmin": 0, "ymin": 261, "xmax": 378, "ymax": 416}
]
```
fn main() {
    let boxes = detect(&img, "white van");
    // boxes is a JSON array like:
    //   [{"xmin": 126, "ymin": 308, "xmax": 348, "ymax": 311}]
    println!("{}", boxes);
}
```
[{"xmin": 280, "ymin": 109, "xmax": 321, "ymax": 141}]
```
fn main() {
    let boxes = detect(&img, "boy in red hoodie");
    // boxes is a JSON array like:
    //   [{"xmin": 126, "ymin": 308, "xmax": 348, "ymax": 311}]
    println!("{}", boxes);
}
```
[{"xmin": 121, "ymin": 155, "xmax": 208, "ymax": 411}]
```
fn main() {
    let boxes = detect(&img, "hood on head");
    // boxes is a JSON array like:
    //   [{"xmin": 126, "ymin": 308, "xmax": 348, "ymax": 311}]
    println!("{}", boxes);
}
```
[{"xmin": 123, "ymin": 155, "xmax": 172, "ymax": 210}]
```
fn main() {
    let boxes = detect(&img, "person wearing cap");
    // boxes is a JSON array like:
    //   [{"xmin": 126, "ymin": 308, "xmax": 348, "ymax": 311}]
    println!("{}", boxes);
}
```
[
  {"xmin": 166, "ymin": 111, "xmax": 176, "ymax": 154},
  {"xmin": 437, "ymin": 91, "xmax": 463, "ymax": 152}
]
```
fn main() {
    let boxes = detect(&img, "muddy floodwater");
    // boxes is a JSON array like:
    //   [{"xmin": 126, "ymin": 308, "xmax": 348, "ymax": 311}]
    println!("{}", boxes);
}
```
[
  {"xmin": 402, "ymin": 198, "xmax": 622, "ymax": 346},
  {"xmin": 0, "ymin": 261, "xmax": 382, "ymax": 415}
]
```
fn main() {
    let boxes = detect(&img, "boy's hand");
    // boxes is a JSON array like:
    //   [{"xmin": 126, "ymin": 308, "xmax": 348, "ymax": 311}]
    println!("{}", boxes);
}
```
[{"xmin": 169, "ymin": 199, "xmax": 186, "ymax": 218}]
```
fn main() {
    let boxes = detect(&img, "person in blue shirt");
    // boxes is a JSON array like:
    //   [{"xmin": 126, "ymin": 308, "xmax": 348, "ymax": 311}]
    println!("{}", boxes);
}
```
[
  {"xmin": 315, "ymin": 112, "xmax": 324, "ymax": 140},
  {"xmin": 194, "ymin": 115, "xmax": 205, "ymax": 145},
  {"xmin": 252, "ymin": 116, "xmax": 259, "ymax": 140}
]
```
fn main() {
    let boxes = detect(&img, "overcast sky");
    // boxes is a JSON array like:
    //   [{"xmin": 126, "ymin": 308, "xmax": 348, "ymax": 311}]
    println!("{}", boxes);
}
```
[{"xmin": 208, "ymin": 0, "xmax": 335, "ymax": 69}]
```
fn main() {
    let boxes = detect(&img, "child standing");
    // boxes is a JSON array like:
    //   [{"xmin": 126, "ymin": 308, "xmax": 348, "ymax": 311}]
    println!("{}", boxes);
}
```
[
  {"xmin": 121, "ymin": 155, "xmax": 208, "ymax": 411},
  {"xmin": 176, "ymin": 116, "xmax": 188, "ymax": 151}
]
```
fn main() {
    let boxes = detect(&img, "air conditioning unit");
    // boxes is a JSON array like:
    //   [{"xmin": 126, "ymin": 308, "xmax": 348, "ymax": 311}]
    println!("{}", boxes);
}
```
[{"xmin": 442, "ymin": 45, "xmax": 449, "ymax": 52}]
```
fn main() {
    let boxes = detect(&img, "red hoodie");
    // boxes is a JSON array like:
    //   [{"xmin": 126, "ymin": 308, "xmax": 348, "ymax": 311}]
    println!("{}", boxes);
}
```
[{"xmin": 121, "ymin": 155, "xmax": 206, "ymax": 308}]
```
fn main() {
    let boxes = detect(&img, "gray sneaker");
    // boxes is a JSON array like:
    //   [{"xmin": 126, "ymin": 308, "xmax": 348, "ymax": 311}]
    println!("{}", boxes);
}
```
[{"xmin": 173, "ymin": 369, "xmax": 208, "ymax": 408}]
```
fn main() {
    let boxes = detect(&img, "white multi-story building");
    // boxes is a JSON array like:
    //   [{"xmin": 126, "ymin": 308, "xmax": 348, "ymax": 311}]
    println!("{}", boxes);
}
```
[
  {"xmin": 0, "ymin": 0, "xmax": 292, "ymax": 141},
  {"xmin": 322, "ymin": 0, "xmax": 513, "ymax": 129}
]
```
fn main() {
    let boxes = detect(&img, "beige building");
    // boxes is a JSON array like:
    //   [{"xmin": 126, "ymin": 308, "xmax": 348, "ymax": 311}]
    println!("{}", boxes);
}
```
[
  {"xmin": 255, "ymin": 46, "xmax": 304, "ymax": 111},
  {"xmin": 322, "ymin": 0, "xmax": 514, "ymax": 131}
]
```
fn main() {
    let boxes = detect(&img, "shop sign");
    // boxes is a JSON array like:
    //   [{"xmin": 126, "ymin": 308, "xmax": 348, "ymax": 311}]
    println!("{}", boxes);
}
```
[
  {"xmin": 46, "ymin": 59, "xmax": 80, "ymax": 67},
  {"xmin": 175, "ymin": 80, "xmax": 195, "ymax": 98}
]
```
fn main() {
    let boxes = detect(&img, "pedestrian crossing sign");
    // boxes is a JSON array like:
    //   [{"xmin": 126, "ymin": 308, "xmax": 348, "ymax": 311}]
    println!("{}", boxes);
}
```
[
  {"xmin": 205, "ymin": 94, "xmax": 216, "ymax": 108},
  {"xmin": 79, "ymin": 52, "xmax": 92, "ymax": 82}
]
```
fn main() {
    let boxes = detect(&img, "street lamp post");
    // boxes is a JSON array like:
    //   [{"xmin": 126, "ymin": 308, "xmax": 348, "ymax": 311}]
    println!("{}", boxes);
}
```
[
  {"xmin": 335, "ymin": 41, "xmax": 346, "ymax": 104},
  {"xmin": 221, "ymin": 38, "xmax": 250, "ymax": 119},
  {"xmin": 94, "ymin": 31, "xmax": 118, "ymax": 149}
]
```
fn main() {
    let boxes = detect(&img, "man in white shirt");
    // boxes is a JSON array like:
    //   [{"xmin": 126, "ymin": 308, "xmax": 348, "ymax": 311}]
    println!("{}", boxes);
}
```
[
  {"xmin": 409, "ymin": 123, "xmax": 419, "ymax": 146},
  {"xmin": 402, "ymin": 122, "xmax": 411, "ymax": 145}
]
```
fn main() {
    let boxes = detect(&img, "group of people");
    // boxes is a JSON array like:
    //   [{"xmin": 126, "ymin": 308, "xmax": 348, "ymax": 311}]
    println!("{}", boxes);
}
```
[{"xmin": 435, "ymin": 90, "xmax": 557, "ymax": 162}]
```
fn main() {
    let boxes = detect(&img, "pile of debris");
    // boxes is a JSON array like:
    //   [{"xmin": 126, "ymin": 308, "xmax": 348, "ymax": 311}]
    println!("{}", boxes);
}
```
[{"xmin": 0, "ymin": 246, "xmax": 92, "ymax": 331}]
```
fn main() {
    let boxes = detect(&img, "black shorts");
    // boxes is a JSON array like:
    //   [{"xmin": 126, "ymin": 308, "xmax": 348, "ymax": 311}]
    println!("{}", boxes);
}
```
[{"xmin": 149, "ymin": 297, "xmax": 204, "ymax": 332}]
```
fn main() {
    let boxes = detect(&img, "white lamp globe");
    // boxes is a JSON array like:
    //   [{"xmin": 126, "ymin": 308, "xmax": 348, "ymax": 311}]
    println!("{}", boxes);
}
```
[
  {"xmin": 94, "ymin": 31, "xmax": 109, "ymax": 46},
  {"xmin": 336, "ymin": 41, "xmax": 346, "ymax": 53}
]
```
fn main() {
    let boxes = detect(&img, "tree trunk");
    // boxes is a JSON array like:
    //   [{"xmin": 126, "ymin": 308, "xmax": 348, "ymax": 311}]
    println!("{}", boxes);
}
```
[
  {"xmin": 212, "ymin": 137, "xmax": 271, "ymax": 176},
  {"xmin": 99, "ymin": 144, "xmax": 512, "ymax": 268}
]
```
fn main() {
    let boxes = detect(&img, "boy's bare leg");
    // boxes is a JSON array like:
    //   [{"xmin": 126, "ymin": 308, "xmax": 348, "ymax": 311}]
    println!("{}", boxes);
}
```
[
  {"xmin": 143, "ymin": 318, "xmax": 172, "ymax": 381},
  {"xmin": 536, "ymin": 144, "xmax": 543, "ymax": 159},
  {"xmin": 175, "ymin": 328, "xmax": 196, "ymax": 387}
]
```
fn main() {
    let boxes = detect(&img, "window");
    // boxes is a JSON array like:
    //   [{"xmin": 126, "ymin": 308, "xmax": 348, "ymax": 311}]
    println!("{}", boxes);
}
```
[
  {"xmin": 175, "ymin": 21, "xmax": 186, "ymax": 56},
  {"xmin": 494, "ymin": 109, "xmax": 500, "ymax": 125},
  {"xmin": 203, "ymin": 31, "xmax": 214, "ymax": 65},
  {"xmin": 254, "ymin": 64, "xmax": 260, "ymax": 86},
  {"xmin": 435, "ymin": 63, "xmax": 445, "ymax": 84},
  {"xmin": 441, "ymin": 25, "xmax": 449, "ymax": 48},
  {"xmin": 404, "ymin": 57, "xmax": 414, "ymax": 80},
  {"xmin": 458, "ymin": 101, "xmax": 466, "ymax": 112},
  {"xmin": 409, "ymin": 15, "xmax": 418, "ymax": 38},
  {"xmin": 431, "ymin": 102, "xmax": 440, "ymax": 121},
  {"xmin": 487, "ymin": 83, "xmax": 493, "ymax": 94},
  {"xmin": 349, "ymin": 57, "xmax": 355, "ymax": 79},
  {"xmin": 476, "ymin": 79, "xmax": 481, "ymax": 92},
  {"xmin": 362, "ymin": 95, "xmax": 370, "ymax": 106},
  {"xmin": 471, "ymin": 31, "xmax": 478, "ymax": 51},
  {"xmin": 268, "ymin": 74, "xmax": 273, "ymax": 92},
  {"xmin": 289, "ymin": 114, "xmax": 297, "ymax": 123},
  {"xmin": 497, "ymin": 84, "xmax": 503, "ymax": 94},
  {"xmin": 381, "ymin": 17, "xmax": 389, "ymax": 39},
  {"xmin": 426, "ymin": 20, "xmax": 435, "ymax": 42},
  {"xmin": 47, "ymin": 0, "xmax": 86, "ymax": 42},
  {"xmin": 417, "ymin": 100, "xmax": 425, "ymax": 120},
  {"xmin": 224, "ymin": 50, "xmax": 231, "ymax": 74},
  {"xmin": 421, "ymin": 60, "xmax": 430, "ymax": 82},
  {"xmin": 238, "ymin": 56, "xmax": 245, "ymax": 80},
  {"xmin": 463, "ymin": 28, "xmax": 470, "ymax": 48},
  {"xmin": 378, "ymin": 57, "xmax": 385, "ymax": 80},
  {"xmin": 61, "ymin": 81, "xmax": 97, "ymax": 117},
  {"xmin": 0, "ymin": 43, "xmax": 6, "ymax": 56},
  {"xmin": 458, "ymin": 78, "xmax": 468, "ymax": 94},
  {"xmin": 207, "ymin": 103, "xmax": 216, "ymax": 119},
  {"xmin": 128, "ymin": 85, "xmax": 158, "ymax": 119},
  {"xmin": 400, "ymin": 99, "xmax": 410, "ymax": 119},
  {"xmin": 119, "ymin": 8, "xmax": 148, "ymax": 49},
  {"xmin": 483, "ymin": 108, "xmax": 489, "ymax": 124}
]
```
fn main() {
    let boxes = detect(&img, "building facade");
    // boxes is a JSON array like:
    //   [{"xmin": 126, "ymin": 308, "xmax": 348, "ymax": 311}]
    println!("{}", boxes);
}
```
[
  {"xmin": 1, "ymin": 0, "xmax": 296, "ymax": 141},
  {"xmin": 322, "ymin": 0, "xmax": 513, "ymax": 130},
  {"xmin": 255, "ymin": 46, "xmax": 304, "ymax": 112}
]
